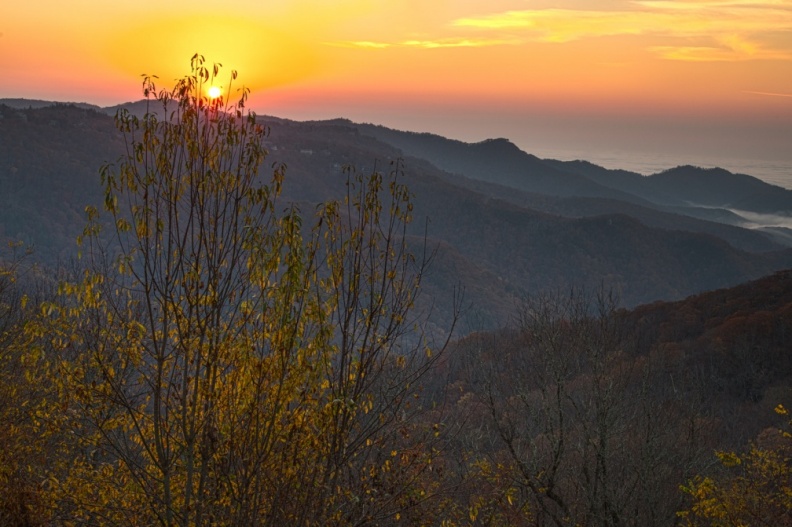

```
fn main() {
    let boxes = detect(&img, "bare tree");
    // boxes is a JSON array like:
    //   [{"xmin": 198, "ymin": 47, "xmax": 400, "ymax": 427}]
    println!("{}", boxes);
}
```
[{"xmin": 465, "ymin": 288, "xmax": 708, "ymax": 527}]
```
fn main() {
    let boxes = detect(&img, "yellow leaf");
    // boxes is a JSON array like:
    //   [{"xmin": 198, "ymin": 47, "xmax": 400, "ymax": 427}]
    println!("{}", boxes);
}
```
[{"xmin": 716, "ymin": 451, "xmax": 742, "ymax": 467}]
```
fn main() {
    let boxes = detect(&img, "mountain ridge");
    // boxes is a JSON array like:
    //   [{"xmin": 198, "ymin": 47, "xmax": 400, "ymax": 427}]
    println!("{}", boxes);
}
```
[{"xmin": 3, "ymin": 100, "xmax": 792, "ymax": 329}]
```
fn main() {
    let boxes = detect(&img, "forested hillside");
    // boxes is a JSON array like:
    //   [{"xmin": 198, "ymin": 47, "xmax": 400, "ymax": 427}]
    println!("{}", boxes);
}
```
[
  {"xmin": 4, "ymin": 103, "xmax": 792, "ymax": 327},
  {"xmin": 0, "ymin": 89, "xmax": 790, "ymax": 525},
  {"xmin": 3, "ymin": 253, "xmax": 791, "ymax": 525},
  {"xmin": 430, "ymin": 270, "xmax": 792, "ymax": 525}
]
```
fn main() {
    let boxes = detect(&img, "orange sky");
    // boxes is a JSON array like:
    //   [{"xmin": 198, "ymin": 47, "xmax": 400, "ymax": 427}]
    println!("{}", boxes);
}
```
[{"xmin": 2, "ymin": 0, "xmax": 791, "ymax": 171}]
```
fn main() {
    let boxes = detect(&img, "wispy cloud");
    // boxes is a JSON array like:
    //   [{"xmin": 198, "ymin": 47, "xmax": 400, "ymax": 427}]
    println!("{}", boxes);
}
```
[
  {"xmin": 454, "ymin": 9, "xmax": 657, "ymax": 42},
  {"xmin": 651, "ymin": 34, "xmax": 792, "ymax": 60},
  {"xmin": 451, "ymin": 1, "xmax": 792, "ymax": 61},
  {"xmin": 649, "ymin": 45, "xmax": 789, "ymax": 60},
  {"xmin": 637, "ymin": 0, "xmax": 790, "ymax": 9},
  {"xmin": 326, "ymin": 40, "xmax": 392, "ymax": 49},
  {"xmin": 744, "ymin": 90, "xmax": 792, "ymax": 97},
  {"xmin": 730, "ymin": 208, "xmax": 792, "ymax": 230},
  {"xmin": 401, "ymin": 37, "xmax": 520, "ymax": 48},
  {"xmin": 327, "ymin": 37, "xmax": 518, "ymax": 49}
]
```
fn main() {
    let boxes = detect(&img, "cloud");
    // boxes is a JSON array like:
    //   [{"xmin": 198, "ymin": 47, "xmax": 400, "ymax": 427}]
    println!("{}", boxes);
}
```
[
  {"xmin": 326, "ymin": 41, "xmax": 392, "ymax": 49},
  {"xmin": 744, "ymin": 90, "xmax": 792, "ymax": 97},
  {"xmin": 401, "ymin": 37, "xmax": 520, "ymax": 48},
  {"xmin": 729, "ymin": 208, "xmax": 792, "ymax": 229},
  {"xmin": 636, "ymin": 1, "xmax": 790, "ymax": 9},
  {"xmin": 451, "ymin": 1, "xmax": 792, "ymax": 60},
  {"xmin": 649, "ymin": 44, "xmax": 788, "ymax": 60},
  {"xmin": 454, "ymin": 9, "xmax": 656, "ymax": 42},
  {"xmin": 651, "ymin": 34, "xmax": 792, "ymax": 60},
  {"xmin": 327, "ymin": 37, "xmax": 518, "ymax": 49}
]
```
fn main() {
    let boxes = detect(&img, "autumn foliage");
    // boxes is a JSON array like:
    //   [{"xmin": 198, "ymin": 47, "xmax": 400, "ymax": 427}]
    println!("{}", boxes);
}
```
[
  {"xmin": 1, "ymin": 56, "xmax": 791, "ymax": 526},
  {"xmin": 0, "ymin": 56, "xmax": 458, "ymax": 526}
]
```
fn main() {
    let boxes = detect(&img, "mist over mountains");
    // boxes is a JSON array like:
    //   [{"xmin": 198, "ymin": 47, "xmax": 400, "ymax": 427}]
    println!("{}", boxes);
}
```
[{"xmin": 2, "ymin": 99, "xmax": 792, "ymax": 330}]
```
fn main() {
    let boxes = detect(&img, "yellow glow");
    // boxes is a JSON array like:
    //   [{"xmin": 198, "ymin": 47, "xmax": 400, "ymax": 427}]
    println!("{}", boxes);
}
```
[
  {"xmin": 103, "ymin": 14, "xmax": 321, "ymax": 93},
  {"xmin": 1, "ymin": 0, "xmax": 790, "ymax": 128},
  {"xmin": 207, "ymin": 86, "xmax": 222, "ymax": 99}
]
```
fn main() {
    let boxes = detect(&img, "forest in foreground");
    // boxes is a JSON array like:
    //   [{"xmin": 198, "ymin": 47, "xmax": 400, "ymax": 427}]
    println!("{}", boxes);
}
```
[{"xmin": 1, "ymin": 59, "xmax": 790, "ymax": 526}]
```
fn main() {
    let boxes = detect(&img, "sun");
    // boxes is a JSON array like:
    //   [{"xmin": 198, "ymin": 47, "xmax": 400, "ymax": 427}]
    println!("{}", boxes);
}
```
[{"xmin": 207, "ymin": 86, "xmax": 222, "ymax": 99}]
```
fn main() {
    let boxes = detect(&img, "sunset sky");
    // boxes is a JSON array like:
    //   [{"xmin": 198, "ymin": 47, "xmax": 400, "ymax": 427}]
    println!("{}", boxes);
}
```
[{"xmin": 2, "ymin": 0, "xmax": 791, "ymax": 174}]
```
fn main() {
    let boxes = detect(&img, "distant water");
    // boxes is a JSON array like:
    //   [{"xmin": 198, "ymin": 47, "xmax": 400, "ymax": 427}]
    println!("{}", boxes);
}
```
[{"xmin": 535, "ymin": 147, "xmax": 792, "ymax": 190}]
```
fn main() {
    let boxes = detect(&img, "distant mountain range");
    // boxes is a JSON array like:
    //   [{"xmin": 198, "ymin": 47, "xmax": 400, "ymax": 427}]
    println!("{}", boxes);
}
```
[
  {"xmin": 2, "ymin": 99, "xmax": 792, "ymax": 329},
  {"xmin": 354, "ymin": 121, "xmax": 792, "ymax": 215}
]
